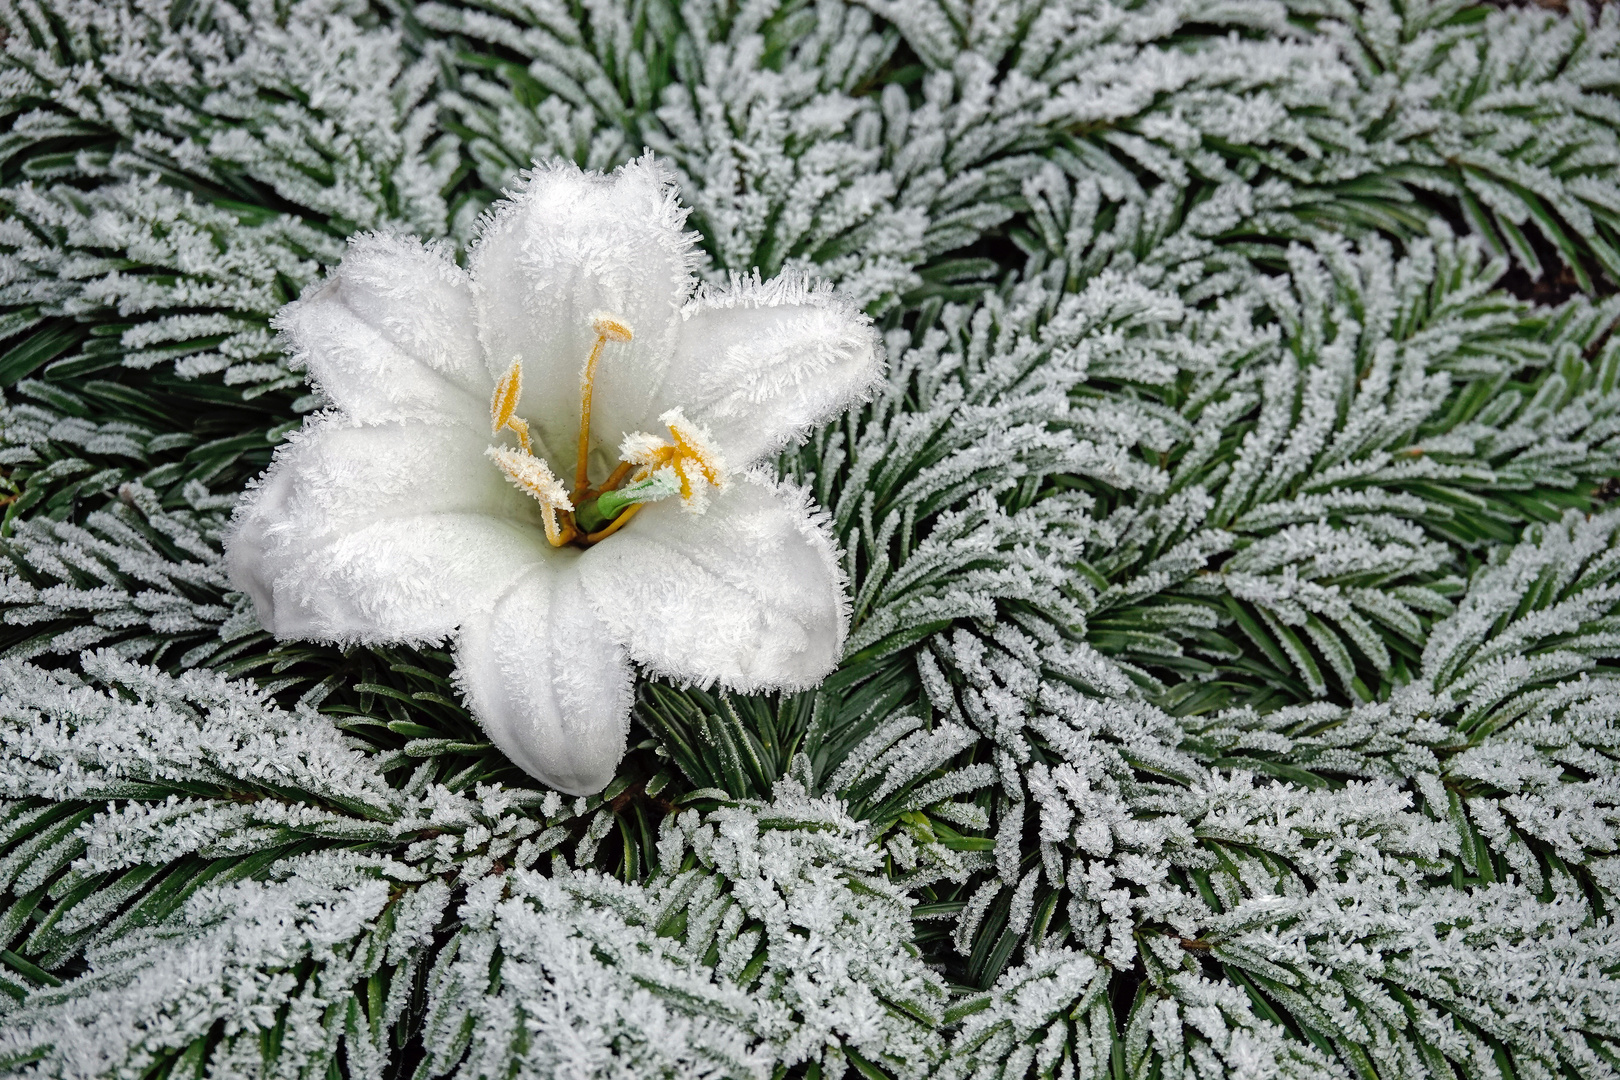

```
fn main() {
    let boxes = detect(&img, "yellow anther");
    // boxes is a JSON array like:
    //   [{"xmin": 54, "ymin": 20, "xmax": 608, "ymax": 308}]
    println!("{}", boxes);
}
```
[
  {"xmin": 576, "ymin": 311, "xmax": 634, "ymax": 497},
  {"xmin": 666, "ymin": 411, "xmax": 724, "ymax": 497},
  {"xmin": 592, "ymin": 313, "xmax": 634, "ymax": 343},
  {"xmin": 491, "ymin": 357, "xmax": 532, "ymax": 454},
  {"xmin": 619, "ymin": 408, "xmax": 727, "ymax": 512},
  {"xmin": 486, "ymin": 446, "xmax": 574, "ymax": 547}
]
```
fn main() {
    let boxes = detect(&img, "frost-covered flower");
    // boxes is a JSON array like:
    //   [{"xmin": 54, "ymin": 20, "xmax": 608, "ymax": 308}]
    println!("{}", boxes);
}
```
[{"xmin": 226, "ymin": 157, "xmax": 882, "ymax": 794}]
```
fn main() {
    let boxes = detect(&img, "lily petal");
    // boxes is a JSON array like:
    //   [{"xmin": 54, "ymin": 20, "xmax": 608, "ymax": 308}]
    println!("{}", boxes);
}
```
[
  {"xmin": 577, "ymin": 474, "xmax": 847, "ymax": 692},
  {"xmin": 228, "ymin": 418, "xmax": 552, "ymax": 642},
  {"xmin": 457, "ymin": 566, "xmax": 632, "ymax": 795},
  {"xmin": 470, "ymin": 156, "xmax": 702, "ymax": 481},
  {"xmin": 276, "ymin": 234, "xmax": 488, "ymax": 424},
  {"xmin": 653, "ymin": 271, "xmax": 883, "ymax": 468}
]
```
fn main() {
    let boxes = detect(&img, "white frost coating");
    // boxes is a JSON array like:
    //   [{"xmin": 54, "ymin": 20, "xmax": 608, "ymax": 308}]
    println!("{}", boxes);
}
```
[
  {"xmin": 577, "ymin": 474, "xmax": 848, "ymax": 691},
  {"xmin": 0, "ymin": 851, "xmax": 434, "ymax": 1080},
  {"xmin": 454, "ymin": 567, "xmax": 634, "ymax": 797},
  {"xmin": 0, "ymin": 650, "xmax": 396, "ymax": 814},
  {"xmin": 228, "ymin": 157, "xmax": 882, "ymax": 794},
  {"xmin": 665, "ymin": 272, "xmax": 887, "ymax": 467},
  {"xmin": 442, "ymin": 870, "xmax": 774, "ymax": 1080},
  {"xmin": 428, "ymin": 777, "xmax": 947, "ymax": 1079},
  {"xmin": 0, "ymin": 477, "xmax": 237, "ymax": 667}
]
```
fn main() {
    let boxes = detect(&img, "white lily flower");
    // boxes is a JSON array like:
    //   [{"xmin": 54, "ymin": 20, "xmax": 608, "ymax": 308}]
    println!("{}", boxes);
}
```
[{"xmin": 226, "ymin": 156, "xmax": 883, "ymax": 795}]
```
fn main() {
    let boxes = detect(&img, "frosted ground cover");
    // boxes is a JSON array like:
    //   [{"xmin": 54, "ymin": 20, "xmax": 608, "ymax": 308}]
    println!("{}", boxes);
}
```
[{"xmin": 0, "ymin": 0, "xmax": 1617, "ymax": 1076}]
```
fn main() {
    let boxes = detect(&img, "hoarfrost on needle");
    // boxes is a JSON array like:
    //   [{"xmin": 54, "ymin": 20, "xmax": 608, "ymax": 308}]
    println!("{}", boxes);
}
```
[{"xmin": 226, "ymin": 155, "xmax": 882, "ymax": 794}]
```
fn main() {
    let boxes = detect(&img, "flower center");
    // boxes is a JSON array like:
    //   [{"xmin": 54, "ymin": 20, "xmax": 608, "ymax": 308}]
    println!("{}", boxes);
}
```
[{"xmin": 485, "ymin": 313, "xmax": 727, "ymax": 548}]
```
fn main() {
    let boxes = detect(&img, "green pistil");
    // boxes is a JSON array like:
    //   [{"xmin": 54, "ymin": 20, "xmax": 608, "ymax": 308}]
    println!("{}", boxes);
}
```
[{"xmin": 573, "ymin": 471, "xmax": 678, "ymax": 533}]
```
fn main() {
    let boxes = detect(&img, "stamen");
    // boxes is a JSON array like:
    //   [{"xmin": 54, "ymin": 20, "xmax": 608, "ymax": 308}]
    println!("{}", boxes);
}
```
[
  {"xmin": 584, "ymin": 502, "xmax": 645, "ymax": 543},
  {"xmin": 490, "ymin": 357, "xmax": 532, "ymax": 453},
  {"xmin": 576, "ymin": 312, "xmax": 634, "ymax": 497},
  {"xmin": 618, "ymin": 407, "xmax": 728, "ymax": 513},
  {"xmin": 597, "ymin": 460, "xmax": 635, "ymax": 495},
  {"xmin": 592, "ymin": 313, "xmax": 634, "ymax": 343},
  {"xmin": 486, "ymin": 445, "xmax": 575, "ymax": 547},
  {"xmin": 665, "ymin": 409, "xmax": 725, "ymax": 499}
]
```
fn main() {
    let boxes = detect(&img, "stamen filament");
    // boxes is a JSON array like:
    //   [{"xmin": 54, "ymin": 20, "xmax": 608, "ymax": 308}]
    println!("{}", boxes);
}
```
[
  {"xmin": 584, "ymin": 502, "xmax": 645, "ymax": 543},
  {"xmin": 576, "ymin": 313, "xmax": 633, "ymax": 497},
  {"xmin": 597, "ymin": 460, "xmax": 634, "ymax": 495},
  {"xmin": 486, "ymin": 445, "xmax": 574, "ymax": 547},
  {"xmin": 552, "ymin": 513, "xmax": 579, "ymax": 548},
  {"xmin": 545, "ymin": 513, "xmax": 574, "ymax": 548}
]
